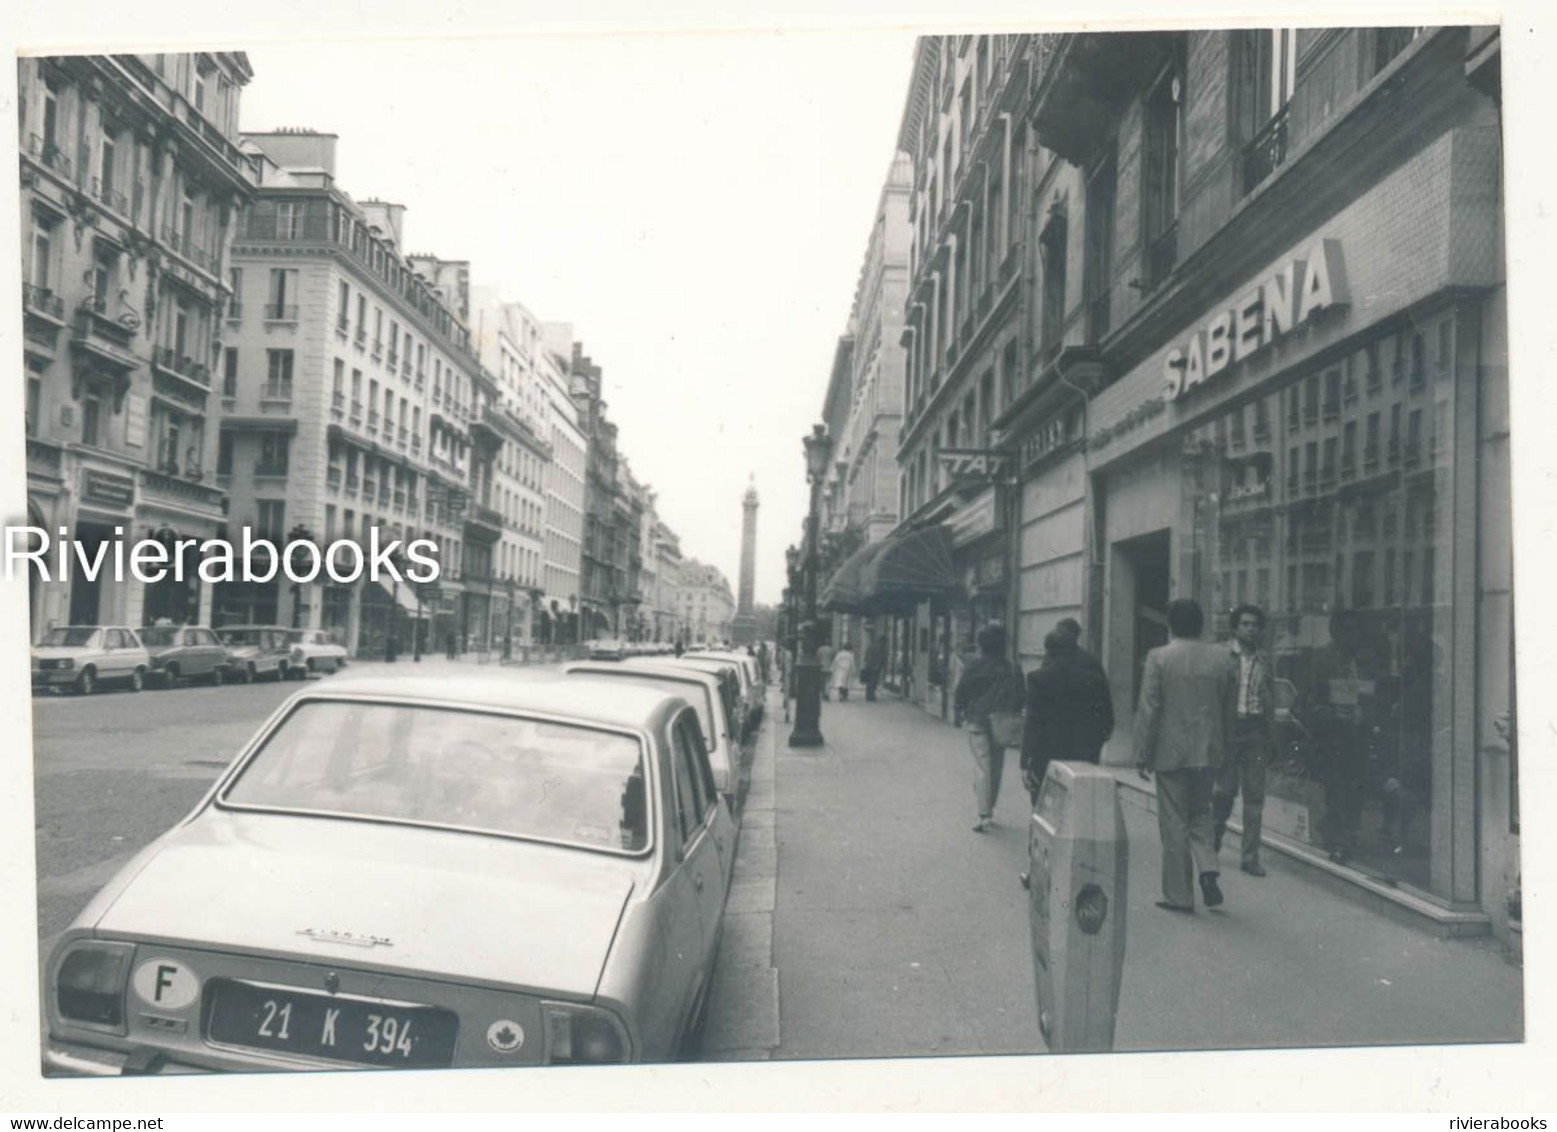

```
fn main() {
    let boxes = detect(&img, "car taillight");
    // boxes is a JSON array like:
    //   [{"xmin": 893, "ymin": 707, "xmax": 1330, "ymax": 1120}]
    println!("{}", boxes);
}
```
[
  {"xmin": 55, "ymin": 942, "xmax": 133, "ymax": 1031},
  {"xmin": 541, "ymin": 1002, "xmax": 629, "ymax": 1064}
]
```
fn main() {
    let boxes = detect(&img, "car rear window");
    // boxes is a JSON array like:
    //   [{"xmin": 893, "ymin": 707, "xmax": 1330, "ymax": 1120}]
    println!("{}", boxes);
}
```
[
  {"xmin": 220, "ymin": 700, "xmax": 650, "ymax": 854},
  {"xmin": 579, "ymin": 672, "xmax": 716, "ymax": 744}
]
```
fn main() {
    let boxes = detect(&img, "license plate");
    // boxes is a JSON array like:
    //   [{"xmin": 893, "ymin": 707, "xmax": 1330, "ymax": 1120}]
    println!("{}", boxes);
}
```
[{"xmin": 204, "ymin": 979, "xmax": 459, "ymax": 1068}]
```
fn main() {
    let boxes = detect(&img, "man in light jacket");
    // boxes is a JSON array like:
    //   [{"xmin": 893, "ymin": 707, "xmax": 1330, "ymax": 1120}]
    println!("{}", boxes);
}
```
[{"xmin": 1135, "ymin": 599, "xmax": 1238, "ymax": 913}]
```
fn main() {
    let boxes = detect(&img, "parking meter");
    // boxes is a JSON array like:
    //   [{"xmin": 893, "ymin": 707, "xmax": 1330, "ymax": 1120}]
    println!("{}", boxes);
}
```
[{"xmin": 1024, "ymin": 761, "xmax": 1129, "ymax": 1053}]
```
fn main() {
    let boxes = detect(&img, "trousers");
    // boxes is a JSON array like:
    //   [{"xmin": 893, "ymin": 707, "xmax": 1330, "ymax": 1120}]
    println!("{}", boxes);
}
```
[
  {"xmin": 1213, "ymin": 718, "xmax": 1270, "ymax": 865},
  {"xmin": 1155, "ymin": 767, "xmax": 1219, "ymax": 907},
  {"xmin": 965, "ymin": 725, "xmax": 1006, "ymax": 819}
]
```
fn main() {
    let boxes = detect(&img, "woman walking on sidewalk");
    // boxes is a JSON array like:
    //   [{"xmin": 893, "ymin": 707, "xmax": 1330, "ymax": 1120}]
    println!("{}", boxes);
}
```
[{"xmin": 954, "ymin": 623, "xmax": 1025, "ymax": 832}]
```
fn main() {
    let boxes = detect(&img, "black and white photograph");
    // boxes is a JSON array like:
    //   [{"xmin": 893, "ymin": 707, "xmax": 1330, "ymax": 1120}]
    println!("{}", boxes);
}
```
[{"xmin": 3, "ymin": 0, "xmax": 1553, "ymax": 1116}]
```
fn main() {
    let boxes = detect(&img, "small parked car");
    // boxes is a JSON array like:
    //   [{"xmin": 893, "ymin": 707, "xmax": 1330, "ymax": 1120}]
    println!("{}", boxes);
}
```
[
  {"xmin": 42, "ymin": 673, "xmax": 736, "ymax": 1074},
  {"xmin": 630, "ymin": 656, "xmax": 747, "ymax": 740},
  {"xmin": 565, "ymin": 660, "xmax": 745, "ymax": 812},
  {"xmin": 689, "ymin": 650, "xmax": 764, "ymax": 728},
  {"xmin": 587, "ymin": 638, "xmax": 627, "ymax": 661},
  {"xmin": 31, "ymin": 626, "xmax": 151, "ymax": 695},
  {"xmin": 216, "ymin": 626, "xmax": 294, "ymax": 683},
  {"xmin": 140, "ymin": 626, "xmax": 233, "ymax": 688},
  {"xmin": 286, "ymin": 629, "xmax": 348, "ymax": 677}
]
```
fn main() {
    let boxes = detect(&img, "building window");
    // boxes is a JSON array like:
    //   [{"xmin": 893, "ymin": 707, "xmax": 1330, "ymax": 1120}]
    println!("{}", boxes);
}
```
[
  {"xmin": 337, "ymin": 280, "xmax": 350, "ymax": 331},
  {"xmin": 258, "ymin": 432, "xmax": 290, "ymax": 476},
  {"xmin": 1038, "ymin": 206, "xmax": 1068, "ymax": 364},
  {"xmin": 1085, "ymin": 152, "xmax": 1116, "ymax": 342},
  {"xmin": 223, "ymin": 347, "xmax": 239, "ymax": 397},
  {"xmin": 27, "ymin": 376, "xmax": 42, "ymax": 437},
  {"xmin": 276, "ymin": 201, "xmax": 300, "ymax": 240},
  {"xmin": 256, "ymin": 500, "xmax": 286, "ymax": 541},
  {"xmin": 267, "ymin": 268, "xmax": 298, "ymax": 320},
  {"xmin": 82, "ymin": 394, "xmax": 102, "ymax": 448},
  {"xmin": 1374, "ymin": 27, "xmax": 1425, "ymax": 75},
  {"xmin": 29, "ymin": 219, "xmax": 55, "ymax": 291},
  {"xmin": 266, "ymin": 349, "xmax": 294, "ymax": 394},
  {"xmin": 1143, "ymin": 64, "xmax": 1182, "ymax": 287}
]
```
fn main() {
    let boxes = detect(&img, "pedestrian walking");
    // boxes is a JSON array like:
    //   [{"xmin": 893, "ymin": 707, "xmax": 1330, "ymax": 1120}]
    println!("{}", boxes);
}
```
[
  {"xmin": 818, "ymin": 640, "xmax": 835, "ymax": 701},
  {"xmin": 445, "ymin": 630, "xmax": 457, "ymax": 660},
  {"xmin": 1212, "ymin": 604, "xmax": 1276, "ymax": 877},
  {"xmin": 953, "ymin": 623, "xmax": 1025, "ymax": 833},
  {"xmin": 1021, "ymin": 627, "xmax": 1115, "ymax": 804},
  {"xmin": 1054, "ymin": 617, "xmax": 1108, "ymax": 682},
  {"xmin": 862, "ymin": 630, "xmax": 887, "ymax": 702},
  {"xmin": 757, "ymin": 640, "xmax": 770, "ymax": 684},
  {"xmin": 831, "ymin": 640, "xmax": 857, "ymax": 701},
  {"xmin": 1134, "ymin": 599, "xmax": 1237, "ymax": 913}
]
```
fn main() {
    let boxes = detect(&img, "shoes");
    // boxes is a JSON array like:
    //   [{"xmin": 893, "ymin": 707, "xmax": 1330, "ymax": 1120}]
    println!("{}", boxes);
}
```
[
  {"xmin": 1199, "ymin": 872, "xmax": 1224, "ymax": 908},
  {"xmin": 972, "ymin": 818, "xmax": 991, "ymax": 833},
  {"xmin": 1241, "ymin": 861, "xmax": 1267, "ymax": 877},
  {"xmin": 1154, "ymin": 900, "xmax": 1195, "ymax": 914}
]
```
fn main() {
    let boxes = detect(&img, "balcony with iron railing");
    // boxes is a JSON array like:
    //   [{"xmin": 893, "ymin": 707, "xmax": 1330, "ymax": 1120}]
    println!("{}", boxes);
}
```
[
  {"xmin": 367, "ymin": 411, "xmax": 380, "ymax": 436},
  {"xmin": 265, "ymin": 303, "xmax": 299, "ymax": 322},
  {"xmin": 161, "ymin": 226, "xmax": 186, "ymax": 255},
  {"xmin": 25, "ymin": 133, "xmax": 73, "ymax": 179},
  {"xmin": 22, "ymin": 282, "xmax": 65, "ymax": 322},
  {"xmin": 154, "ymin": 347, "xmax": 210, "ymax": 388},
  {"xmin": 355, "ymin": 327, "xmax": 368, "ymax": 348},
  {"xmin": 260, "ymin": 381, "xmax": 293, "ymax": 403},
  {"xmin": 372, "ymin": 339, "xmax": 383, "ymax": 361},
  {"xmin": 398, "ymin": 427, "xmax": 409, "ymax": 448},
  {"xmin": 255, "ymin": 459, "xmax": 289, "ymax": 479},
  {"xmin": 349, "ymin": 400, "xmax": 364, "ymax": 426},
  {"xmin": 363, "ymin": 477, "xmax": 377, "ymax": 499},
  {"xmin": 91, "ymin": 177, "xmax": 128, "ymax": 217},
  {"xmin": 345, "ymin": 473, "xmax": 360, "ymax": 497},
  {"xmin": 1243, "ymin": 105, "xmax": 1291, "ymax": 196},
  {"xmin": 387, "ymin": 349, "xmax": 399, "ymax": 370},
  {"xmin": 1364, "ymin": 443, "xmax": 1381, "ymax": 472},
  {"xmin": 327, "ymin": 467, "xmax": 343, "ymax": 491},
  {"xmin": 226, "ymin": 302, "xmax": 243, "ymax": 322}
]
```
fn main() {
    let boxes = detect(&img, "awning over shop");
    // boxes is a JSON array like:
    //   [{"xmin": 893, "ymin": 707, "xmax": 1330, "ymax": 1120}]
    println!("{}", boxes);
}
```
[
  {"xmin": 821, "ymin": 524, "xmax": 958, "ymax": 614},
  {"xmin": 364, "ymin": 579, "xmax": 431, "ymax": 619}
]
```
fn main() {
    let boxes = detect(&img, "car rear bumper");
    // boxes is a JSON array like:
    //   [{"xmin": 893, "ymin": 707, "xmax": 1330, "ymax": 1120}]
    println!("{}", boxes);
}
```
[
  {"xmin": 44, "ymin": 1038, "xmax": 211, "ymax": 1076},
  {"xmin": 32, "ymin": 669, "xmax": 76, "ymax": 687}
]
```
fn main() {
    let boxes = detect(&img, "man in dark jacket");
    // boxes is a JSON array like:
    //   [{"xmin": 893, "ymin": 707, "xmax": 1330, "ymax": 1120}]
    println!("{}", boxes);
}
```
[
  {"xmin": 1021, "ymin": 628, "xmax": 1115, "ymax": 803},
  {"xmin": 861, "ymin": 631, "xmax": 888, "ymax": 701}
]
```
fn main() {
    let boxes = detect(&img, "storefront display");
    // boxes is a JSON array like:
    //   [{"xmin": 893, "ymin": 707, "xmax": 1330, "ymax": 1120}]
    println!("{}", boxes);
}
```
[{"xmin": 1173, "ymin": 308, "xmax": 1462, "ymax": 891}]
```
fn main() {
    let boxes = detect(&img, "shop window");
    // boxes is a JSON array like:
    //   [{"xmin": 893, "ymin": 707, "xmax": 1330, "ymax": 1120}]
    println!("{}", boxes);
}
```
[{"xmin": 1180, "ymin": 320, "xmax": 1462, "ymax": 894}]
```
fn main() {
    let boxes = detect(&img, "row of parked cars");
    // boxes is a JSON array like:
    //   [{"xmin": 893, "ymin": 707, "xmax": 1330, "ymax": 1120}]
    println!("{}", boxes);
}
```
[
  {"xmin": 31, "ymin": 624, "xmax": 349, "ymax": 695},
  {"xmin": 41, "ymin": 645, "xmax": 773, "ymax": 1073}
]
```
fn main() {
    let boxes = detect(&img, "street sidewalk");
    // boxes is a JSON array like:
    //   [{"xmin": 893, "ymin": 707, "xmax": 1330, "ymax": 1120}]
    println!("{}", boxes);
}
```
[{"xmin": 765, "ymin": 692, "xmax": 1523, "ymax": 1059}]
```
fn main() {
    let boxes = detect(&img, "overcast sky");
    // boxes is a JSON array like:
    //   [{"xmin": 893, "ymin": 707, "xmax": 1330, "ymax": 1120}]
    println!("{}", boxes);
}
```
[{"xmin": 238, "ymin": 32, "xmax": 916, "ymax": 606}]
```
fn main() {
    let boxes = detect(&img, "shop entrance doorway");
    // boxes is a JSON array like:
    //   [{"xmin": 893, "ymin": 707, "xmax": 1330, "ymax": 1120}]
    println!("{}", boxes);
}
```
[
  {"xmin": 67, "ymin": 522, "xmax": 114, "ymax": 625},
  {"xmin": 1113, "ymin": 528, "xmax": 1171, "ymax": 709}
]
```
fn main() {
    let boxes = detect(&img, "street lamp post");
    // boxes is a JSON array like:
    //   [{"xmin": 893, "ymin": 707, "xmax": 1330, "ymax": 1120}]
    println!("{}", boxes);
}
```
[
  {"xmin": 503, "ymin": 573, "xmax": 516, "ymax": 662},
  {"xmin": 789, "ymin": 425, "xmax": 832, "ymax": 748}
]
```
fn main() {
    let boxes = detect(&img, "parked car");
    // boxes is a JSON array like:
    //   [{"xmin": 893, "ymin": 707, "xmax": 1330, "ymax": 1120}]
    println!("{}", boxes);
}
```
[
  {"xmin": 565, "ymin": 660, "xmax": 744, "ymax": 812},
  {"xmin": 587, "ymin": 638, "xmax": 628, "ymax": 661},
  {"xmin": 140, "ymin": 626, "xmax": 233, "ymax": 689},
  {"xmin": 286, "ymin": 629, "xmax": 348, "ymax": 677},
  {"xmin": 216, "ymin": 626, "xmax": 294, "ymax": 683},
  {"xmin": 630, "ymin": 656, "xmax": 748, "ymax": 739},
  {"xmin": 31, "ymin": 626, "xmax": 151, "ymax": 695},
  {"xmin": 689, "ymin": 650, "xmax": 764, "ymax": 728},
  {"xmin": 42, "ymin": 673, "xmax": 736, "ymax": 1074}
]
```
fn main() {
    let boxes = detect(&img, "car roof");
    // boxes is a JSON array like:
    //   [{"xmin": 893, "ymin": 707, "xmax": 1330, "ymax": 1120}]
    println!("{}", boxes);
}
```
[
  {"xmin": 567, "ymin": 660, "xmax": 721, "ymax": 687},
  {"xmin": 292, "ymin": 671, "xmax": 691, "ymax": 730},
  {"xmin": 218, "ymin": 624, "xmax": 286, "ymax": 631}
]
